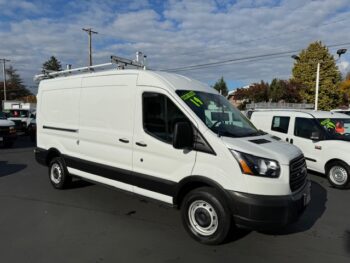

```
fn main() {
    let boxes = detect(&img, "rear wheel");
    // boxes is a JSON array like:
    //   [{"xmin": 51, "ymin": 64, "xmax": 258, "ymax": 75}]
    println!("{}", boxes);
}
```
[
  {"xmin": 181, "ymin": 187, "xmax": 232, "ymax": 245},
  {"xmin": 49, "ymin": 157, "xmax": 72, "ymax": 189},
  {"xmin": 326, "ymin": 161, "xmax": 350, "ymax": 189}
]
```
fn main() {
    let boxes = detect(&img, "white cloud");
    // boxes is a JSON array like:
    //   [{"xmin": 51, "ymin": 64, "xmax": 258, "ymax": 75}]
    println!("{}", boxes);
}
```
[{"xmin": 1, "ymin": 0, "xmax": 350, "ymax": 91}]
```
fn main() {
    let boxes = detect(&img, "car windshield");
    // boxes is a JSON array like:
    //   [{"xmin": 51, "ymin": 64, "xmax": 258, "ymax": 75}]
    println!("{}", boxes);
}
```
[
  {"xmin": 176, "ymin": 90, "xmax": 260, "ymax": 137},
  {"xmin": 8, "ymin": 110, "xmax": 29, "ymax": 118},
  {"xmin": 317, "ymin": 118, "xmax": 350, "ymax": 141}
]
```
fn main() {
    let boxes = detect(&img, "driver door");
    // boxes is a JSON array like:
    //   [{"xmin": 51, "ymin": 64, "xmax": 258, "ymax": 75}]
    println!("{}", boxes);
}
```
[
  {"xmin": 132, "ymin": 87, "xmax": 197, "ymax": 203},
  {"xmin": 290, "ymin": 117, "xmax": 323, "ymax": 171}
]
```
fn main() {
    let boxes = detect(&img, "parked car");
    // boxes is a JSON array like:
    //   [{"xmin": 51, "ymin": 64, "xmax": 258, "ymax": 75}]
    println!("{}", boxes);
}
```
[
  {"xmin": 0, "ymin": 112, "xmax": 17, "ymax": 147},
  {"xmin": 7, "ymin": 109, "xmax": 36, "ymax": 134},
  {"xmin": 250, "ymin": 110, "xmax": 350, "ymax": 189},
  {"xmin": 34, "ymin": 68, "xmax": 310, "ymax": 244},
  {"xmin": 331, "ymin": 108, "xmax": 350, "ymax": 116}
]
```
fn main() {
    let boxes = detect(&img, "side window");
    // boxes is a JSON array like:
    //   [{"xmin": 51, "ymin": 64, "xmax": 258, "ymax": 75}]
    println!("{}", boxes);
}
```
[
  {"xmin": 271, "ymin": 116, "xmax": 290, "ymax": 134},
  {"xmin": 143, "ymin": 92, "xmax": 189, "ymax": 143},
  {"xmin": 294, "ymin": 117, "xmax": 318, "ymax": 139}
]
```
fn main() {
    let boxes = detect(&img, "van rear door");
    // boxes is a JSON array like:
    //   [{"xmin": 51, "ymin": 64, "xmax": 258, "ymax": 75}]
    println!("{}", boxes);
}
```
[{"xmin": 132, "ymin": 87, "xmax": 197, "ymax": 203}]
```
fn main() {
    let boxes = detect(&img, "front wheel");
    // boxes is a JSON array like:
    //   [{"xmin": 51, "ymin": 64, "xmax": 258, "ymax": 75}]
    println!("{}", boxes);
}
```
[
  {"xmin": 181, "ymin": 187, "xmax": 232, "ymax": 245},
  {"xmin": 49, "ymin": 157, "xmax": 72, "ymax": 189},
  {"xmin": 326, "ymin": 161, "xmax": 350, "ymax": 189}
]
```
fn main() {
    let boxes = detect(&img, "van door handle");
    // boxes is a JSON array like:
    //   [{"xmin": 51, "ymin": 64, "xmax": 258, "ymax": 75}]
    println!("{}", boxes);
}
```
[
  {"xmin": 136, "ymin": 141, "xmax": 147, "ymax": 147},
  {"xmin": 119, "ymin": 138, "xmax": 129, "ymax": 143},
  {"xmin": 286, "ymin": 138, "xmax": 289, "ymax": 142},
  {"xmin": 290, "ymin": 139, "xmax": 293, "ymax": 144}
]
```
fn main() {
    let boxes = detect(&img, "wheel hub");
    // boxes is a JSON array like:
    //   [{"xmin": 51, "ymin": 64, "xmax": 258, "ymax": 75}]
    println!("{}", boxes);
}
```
[
  {"xmin": 50, "ymin": 163, "xmax": 62, "ymax": 184},
  {"xmin": 194, "ymin": 208, "xmax": 211, "ymax": 228},
  {"xmin": 188, "ymin": 200, "xmax": 218, "ymax": 236},
  {"xmin": 330, "ymin": 166, "xmax": 348, "ymax": 185}
]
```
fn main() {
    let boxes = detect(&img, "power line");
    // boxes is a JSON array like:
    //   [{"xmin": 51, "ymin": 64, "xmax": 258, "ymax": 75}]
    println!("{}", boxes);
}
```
[
  {"xmin": 174, "ymin": 15, "xmax": 350, "ymax": 58},
  {"xmin": 160, "ymin": 42, "xmax": 350, "ymax": 72}
]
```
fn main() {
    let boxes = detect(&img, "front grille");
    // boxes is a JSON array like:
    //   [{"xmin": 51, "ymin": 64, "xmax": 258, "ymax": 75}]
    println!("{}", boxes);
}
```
[{"xmin": 290, "ymin": 155, "xmax": 307, "ymax": 192}]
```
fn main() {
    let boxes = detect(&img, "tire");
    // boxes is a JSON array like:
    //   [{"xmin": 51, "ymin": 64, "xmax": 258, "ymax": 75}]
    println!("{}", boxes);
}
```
[
  {"xmin": 326, "ymin": 161, "xmax": 350, "ymax": 189},
  {"xmin": 48, "ymin": 157, "xmax": 72, "ymax": 189},
  {"xmin": 181, "ymin": 187, "xmax": 232, "ymax": 245}
]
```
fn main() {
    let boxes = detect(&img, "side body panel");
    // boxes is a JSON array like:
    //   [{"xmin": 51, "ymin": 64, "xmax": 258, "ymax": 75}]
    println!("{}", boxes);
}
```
[
  {"xmin": 37, "ymin": 77, "xmax": 81, "ymax": 158},
  {"xmin": 74, "ymin": 74, "xmax": 137, "ymax": 192}
]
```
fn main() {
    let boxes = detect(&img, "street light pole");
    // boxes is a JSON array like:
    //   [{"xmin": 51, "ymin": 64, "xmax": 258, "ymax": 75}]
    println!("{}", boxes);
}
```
[{"xmin": 315, "ymin": 62, "xmax": 320, "ymax": 111}]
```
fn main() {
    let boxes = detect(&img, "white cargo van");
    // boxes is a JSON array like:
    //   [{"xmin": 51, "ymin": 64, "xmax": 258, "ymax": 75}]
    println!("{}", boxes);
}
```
[
  {"xmin": 250, "ymin": 110, "xmax": 350, "ymax": 189},
  {"xmin": 34, "ymin": 65, "xmax": 310, "ymax": 244}
]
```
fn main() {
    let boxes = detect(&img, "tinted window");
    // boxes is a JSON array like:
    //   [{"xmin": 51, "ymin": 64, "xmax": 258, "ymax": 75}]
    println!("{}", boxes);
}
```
[
  {"xmin": 271, "ymin": 116, "xmax": 290, "ymax": 134},
  {"xmin": 143, "ymin": 93, "xmax": 189, "ymax": 143},
  {"xmin": 294, "ymin": 117, "xmax": 321, "ymax": 139}
]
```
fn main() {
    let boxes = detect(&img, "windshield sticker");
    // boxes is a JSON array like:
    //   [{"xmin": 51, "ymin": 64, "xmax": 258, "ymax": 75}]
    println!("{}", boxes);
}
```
[
  {"xmin": 181, "ymin": 91, "xmax": 204, "ymax": 107},
  {"xmin": 320, "ymin": 119, "xmax": 336, "ymax": 129},
  {"xmin": 181, "ymin": 91, "xmax": 196, "ymax": 101}
]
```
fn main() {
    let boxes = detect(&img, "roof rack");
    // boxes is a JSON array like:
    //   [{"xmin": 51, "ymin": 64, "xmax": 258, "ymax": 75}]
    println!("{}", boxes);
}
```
[{"xmin": 34, "ymin": 52, "xmax": 147, "ymax": 82}]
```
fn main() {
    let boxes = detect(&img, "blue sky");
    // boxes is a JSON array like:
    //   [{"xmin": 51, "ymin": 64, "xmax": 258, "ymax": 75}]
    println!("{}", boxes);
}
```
[{"xmin": 1, "ymin": 0, "xmax": 350, "ymax": 93}]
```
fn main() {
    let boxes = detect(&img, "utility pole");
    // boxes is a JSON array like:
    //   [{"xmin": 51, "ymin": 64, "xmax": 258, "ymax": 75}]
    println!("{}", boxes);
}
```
[
  {"xmin": 82, "ymin": 28, "xmax": 98, "ymax": 66},
  {"xmin": 0, "ymin": 58, "xmax": 10, "ymax": 102}
]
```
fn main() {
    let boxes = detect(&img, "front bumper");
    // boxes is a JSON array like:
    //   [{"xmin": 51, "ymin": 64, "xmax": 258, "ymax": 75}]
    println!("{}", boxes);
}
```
[
  {"xmin": 228, "ymin": 181, "xmax": 311, "ymax": 230},
  {"xmin": 0, "ymin": 133, "xmax": 17, "ymax": 143}
]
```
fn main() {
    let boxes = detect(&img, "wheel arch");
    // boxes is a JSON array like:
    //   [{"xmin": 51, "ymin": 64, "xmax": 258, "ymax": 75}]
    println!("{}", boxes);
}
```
[
  {"xmin": 325, "ymin": 158, "xmax": 349, "ymax": 172},
  {"xmin": 46, "ymin": 148, "xmax": 62, "ymax": 165},
  {"xmin": 173, "ymin": 176, "xmax": 235, "ymax": 214}
]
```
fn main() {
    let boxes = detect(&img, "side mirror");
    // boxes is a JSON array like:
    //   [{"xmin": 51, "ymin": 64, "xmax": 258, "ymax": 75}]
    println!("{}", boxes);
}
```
[
  {"xmin": 310, "ymin": 131, "xmax": 320, "ymax": 141},
  {"xmin": 173, "ymin": 122, "xmax": 194, "ymax": 149}
]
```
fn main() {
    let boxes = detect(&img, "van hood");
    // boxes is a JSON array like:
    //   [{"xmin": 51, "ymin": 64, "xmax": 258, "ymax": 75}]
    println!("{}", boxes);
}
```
[
  {"xmin": 221, "ymin": 134, "xmax": 302, "ymax": 165},
  {"xmin": 0, "ymin": 119, "xmax": 15, "ymax": 126}
]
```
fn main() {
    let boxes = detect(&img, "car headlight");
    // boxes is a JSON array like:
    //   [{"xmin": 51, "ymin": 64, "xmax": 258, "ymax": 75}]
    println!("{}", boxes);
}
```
[
  {"xmin": 9, "ymin": 126, "xmax": 16, "ymax": 134},
  {"xmin": 230, "ymin": 149, "xmax": 280, "ymax": 178}
]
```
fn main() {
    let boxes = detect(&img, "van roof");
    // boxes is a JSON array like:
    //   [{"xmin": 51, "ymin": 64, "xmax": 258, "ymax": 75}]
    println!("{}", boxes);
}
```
[
  {"xmin": 252, "ymin": 109, "xmax": 350, "ymax": 119},
  {"xmin": 39, "ymin": 69, "xmax": 217, "ymax": 94}
]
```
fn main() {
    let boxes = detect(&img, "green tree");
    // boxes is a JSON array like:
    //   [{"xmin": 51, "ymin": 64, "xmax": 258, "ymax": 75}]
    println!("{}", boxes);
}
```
[
  {"xmin": 42, "ymin": 56, "xmax": 62, "ymax": 72},
  {"xmin": 269, "ymin": 78, "xmax": 284, "ymax": 102},
  {"xmin": 0, "ymin": 66, "xmax": 32, "ymax": 101},
  {"xmin": 213, "ymin": 77, "xmax": 228, "ymax": 96},
  {"xmin": 292, "ymin": 41, "xmax": 342, "ymax": 110}
]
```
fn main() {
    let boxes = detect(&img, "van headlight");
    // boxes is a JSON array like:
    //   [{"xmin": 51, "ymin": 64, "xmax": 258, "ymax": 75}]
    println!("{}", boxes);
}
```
[{"xmin": 230, "ymin": 149, "xmax": 280, "ymax": 178}]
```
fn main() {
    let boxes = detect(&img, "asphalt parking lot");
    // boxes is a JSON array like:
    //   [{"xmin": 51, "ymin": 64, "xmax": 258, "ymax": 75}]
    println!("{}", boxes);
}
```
[{"xmin": 0, "ymin": 137, "xmax": 349, "ymax": 263}]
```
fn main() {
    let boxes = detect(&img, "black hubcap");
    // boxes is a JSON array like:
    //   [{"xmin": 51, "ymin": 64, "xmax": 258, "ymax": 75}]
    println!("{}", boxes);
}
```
[{"xmin": 194, "ymin": 208, "xmax": 211, "ymax": 228}]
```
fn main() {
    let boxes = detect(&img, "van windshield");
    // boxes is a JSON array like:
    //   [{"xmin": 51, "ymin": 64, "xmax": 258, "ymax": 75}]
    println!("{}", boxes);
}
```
[
  {"xmin": 317, "ymin": 118, "xmax": 350, "ymax": 141},
  {"xmin": 176, "ymin": 90, "xmax": 260, "ymax": 137}
]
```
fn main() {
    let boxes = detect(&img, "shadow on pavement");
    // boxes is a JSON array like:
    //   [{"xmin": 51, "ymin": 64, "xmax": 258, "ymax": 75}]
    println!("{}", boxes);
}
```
[
  {"xmin": 262, "ymin": 180, "xmax": 327, "ymax": 235},
  {"xmin": 0, "ymin": 161, "xmax": 27, "ymax": 178},
  {"xmin": 345, "ymin": 230, "xmax": 350, "ymax": 255},
  {"xmin": 69, "ymin": 178, "xmax": 94, "ymax": 189}
]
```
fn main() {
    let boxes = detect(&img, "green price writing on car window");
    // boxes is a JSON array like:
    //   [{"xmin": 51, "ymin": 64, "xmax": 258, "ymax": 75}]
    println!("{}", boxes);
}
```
[
  {"xmin": 321, "ymin": 119, "xmax": 336, "ymax": 129},
  {"xmin": 181, "ymin": 91, "xmax": 204, "ymax": 107}
]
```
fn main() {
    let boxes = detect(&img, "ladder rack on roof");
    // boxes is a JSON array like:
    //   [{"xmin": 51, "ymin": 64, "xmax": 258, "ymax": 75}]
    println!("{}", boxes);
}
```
[{"xmin": 34, "ymin": 52, "xmax": 147, "ymax": 82}]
